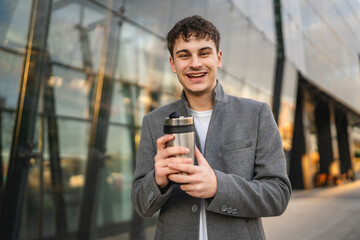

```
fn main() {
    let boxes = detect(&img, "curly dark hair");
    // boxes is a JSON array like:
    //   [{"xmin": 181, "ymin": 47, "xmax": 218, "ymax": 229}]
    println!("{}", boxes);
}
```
[{"xmin": 166, "ymin": 15, "xmax": 221, "ymax": 58}]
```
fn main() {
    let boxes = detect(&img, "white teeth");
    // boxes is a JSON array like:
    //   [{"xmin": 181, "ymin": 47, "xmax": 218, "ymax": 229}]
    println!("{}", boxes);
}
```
[{"xmin": 188, "ymin": 73, "xmax": 205, "ymax": 78}]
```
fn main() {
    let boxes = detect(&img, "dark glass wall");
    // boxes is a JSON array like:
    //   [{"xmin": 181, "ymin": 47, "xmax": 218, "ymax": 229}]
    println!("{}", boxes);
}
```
[{"xmin": 0, "ymin": 0, "xmax": 277, "ymax": 239}]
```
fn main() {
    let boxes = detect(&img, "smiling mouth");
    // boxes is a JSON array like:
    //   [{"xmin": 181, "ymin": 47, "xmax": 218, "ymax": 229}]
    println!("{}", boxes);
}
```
[{"xmin": 187, "ymin": 73, "xmax": 207, "ymax": 78}]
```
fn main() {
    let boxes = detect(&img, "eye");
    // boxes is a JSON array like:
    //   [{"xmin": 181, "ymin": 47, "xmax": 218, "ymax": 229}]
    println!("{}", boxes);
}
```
[
  {"xmin": 178, "ymin": 54, "xmax": 189, "ymax": 58},
  {"xmin": 200, "ymin": 52, "xmax": 211, "ymax": 56}
]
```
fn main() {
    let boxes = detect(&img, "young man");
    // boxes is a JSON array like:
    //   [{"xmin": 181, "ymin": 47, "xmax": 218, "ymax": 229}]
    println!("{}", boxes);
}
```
[{"xmin": 131, "ymin": 15, "xmax": 291, "ymax": 240}]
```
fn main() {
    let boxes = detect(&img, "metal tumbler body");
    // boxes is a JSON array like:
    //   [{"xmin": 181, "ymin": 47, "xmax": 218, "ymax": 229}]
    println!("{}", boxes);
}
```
[{"xmin": 164, "ymin": 113, "xmax": 195, "ymax": 164}]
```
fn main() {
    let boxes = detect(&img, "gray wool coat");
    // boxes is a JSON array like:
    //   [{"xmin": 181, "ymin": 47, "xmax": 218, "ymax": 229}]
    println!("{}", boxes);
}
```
[{"xmin": 131, "ymin": 81, "xmax": 291, "ymax": 240}]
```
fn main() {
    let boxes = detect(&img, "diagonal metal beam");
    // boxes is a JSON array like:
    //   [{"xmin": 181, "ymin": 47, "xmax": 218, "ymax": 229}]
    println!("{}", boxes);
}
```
[
  {"xmin": 0, "ymin": 0, "xmax": 53, "ymax": 239},
  {"xmin": 77, "ymin": 0, "xmax": 121, "ymax": 239}
]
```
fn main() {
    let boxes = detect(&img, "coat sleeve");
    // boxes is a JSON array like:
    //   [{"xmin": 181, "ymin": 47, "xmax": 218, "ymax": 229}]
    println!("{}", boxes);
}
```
[
  {"xmin": 131, "ymin": 116, "xmax": 173, "ymax": 217},
  {"xmin": 206, "ymin": 103, "xmax": 291, "ymax": 218}
]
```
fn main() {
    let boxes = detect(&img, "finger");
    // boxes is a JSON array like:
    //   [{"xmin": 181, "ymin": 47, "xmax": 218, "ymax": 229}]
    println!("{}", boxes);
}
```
[
  {"xmin": 158, "ymin": 146, "xmax": 190, "ymax": 159},
  {"xmin": 159, "ymin": 167, "xmax": 182, "ymax": 176},
  {"xmin": 195, "ymin": 146, "xmax": 208, "ymax": 166},
  {"xmin": 180, "ymin": 186, "xmax": 206, "ymax": 198},
  {"xmin": 180, "ymin": 183, "xmax": 199, "ymax": 193},
  {"xmin": 168, "ymin": 173, "xmax": 193, "ymax": 184},
  {"xmin": 155, "ymin": 162, "xmax": 181, "ymax": 176},
  {"xmin": 156, "ymin": 134, "xmax": 175, "ymax": 151},
  {"xmin": 168, "ymin": 162, "xmax": 196, "ymax": 174},
  {"xmin": 169, "ymin": 157, "xmax": 193, "ymax": 165}
]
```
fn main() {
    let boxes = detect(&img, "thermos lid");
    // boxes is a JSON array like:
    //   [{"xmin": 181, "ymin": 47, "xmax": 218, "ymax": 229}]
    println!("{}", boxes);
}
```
[
  {"xmin": 164, "ymin": 112, "xmax": 194, "ymax": 134},
  {"xmin": 164, "ymin": 112, "xmax": 193, "ymax": 126}
]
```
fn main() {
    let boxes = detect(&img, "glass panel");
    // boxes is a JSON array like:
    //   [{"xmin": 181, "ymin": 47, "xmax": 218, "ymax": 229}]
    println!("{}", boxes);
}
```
[
  {"xmin": 115, "ymin": 22, "xmax": 166, "ymax": 87},
  {"xmin": 51, "ymin": 66, "xmax": 90, "ymax": 119},
  {"xmin": 248, "ymin": 0, "xmax": 275, "ymax": 43},
  {"xmin": 302, "ymin": 91, "xmax": 319, "ymax": 189},
  {"xmin": 204, "ymin": 0, "xmax": 232, "ymax": 48},
  {"xmin": 233, "ymin": 0, "xmax": 275, "ymax": 43},
  {"xmin": 19, "ymin": 116, "xmax": 45, "ymax": 239},
  {"xmin": 49, "ymin": 1, "xmax": 106, "ymax": 70},
  {"xmin": 278, "ymin": 61, "xmax": 297, "ymax": 165},
  {"xmin": 221, "ymin": 73, "xmax": 243, "ymax": 97},
  {"xmin": 124, "ymin": 0, "xmax": 171, "ymax": 36},
  {"xmin": 0, "ymin": 0, "xmax": 32, "ymax": 190},
  {"xmin": 243, "ymin": 26, "xmax": 275, "ymax": 97},
  {"xmin": 167, "ymin": 0, "xmax": 206, "ymax": 27},
  {"xmin": 300, "ymin": 1, "xmax": 360, "ymax": 114},
  {"xmin": 352, "ymin": 126, "xmax": 360, "ymax": 179},
  {"xmin": 0, "ymin": 0, "xmax": 31, "ymax": 48},
  {"xmin": 51, "ymin": 119, "xmax": 89, "ymax": 234},
  {"xmin": 223, "ymin": 9, "xmax": 247, "ymax": 79},
  {"xmin": 0, "ymin": 111, "xmax": 16, "ymax": 188},
  {"xmin": 19, "ymin": 158, "xmax": 42, "ymax": 239},
  {"xmin": 115, "ymin": 21, "xmax": 171, "ymax": 126},
  {"xmin": 0, "ymin": 52, "xmax": 23, "ymax": 109},
  {"xmin": 98, "ymin": 125, "xmax": 134, "ymax": 226}
]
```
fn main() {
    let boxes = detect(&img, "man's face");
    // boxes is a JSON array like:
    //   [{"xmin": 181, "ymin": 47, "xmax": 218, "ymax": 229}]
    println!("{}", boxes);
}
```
[{"xmin": 169, "ymin": 36, "xmax": 222, "ymax": 97}]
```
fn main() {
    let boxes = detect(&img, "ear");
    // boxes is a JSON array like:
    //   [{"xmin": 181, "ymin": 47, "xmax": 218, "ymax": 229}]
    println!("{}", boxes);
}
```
[
  {"xmin": 217, "ymin": 50, "xmax": 223, "ymax": 68},
  {"xmin": 169, "ymin": 56, "xmax": 177, "ymax": 73}
]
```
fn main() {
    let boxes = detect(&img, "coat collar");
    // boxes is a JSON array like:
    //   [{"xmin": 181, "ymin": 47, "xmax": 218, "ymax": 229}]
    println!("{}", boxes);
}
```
[{"xmin": 180, "ymin": 80, "xmax": 228, "ymax": 114}]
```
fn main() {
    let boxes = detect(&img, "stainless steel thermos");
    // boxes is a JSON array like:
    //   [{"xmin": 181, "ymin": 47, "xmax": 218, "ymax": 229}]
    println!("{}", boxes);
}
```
[{"xmin": 163, "ymin": 112, "xmax": 195, "ymax": 164}]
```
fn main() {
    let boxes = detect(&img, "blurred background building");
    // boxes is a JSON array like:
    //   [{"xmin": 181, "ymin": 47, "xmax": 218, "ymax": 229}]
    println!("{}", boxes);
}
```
[{"xmin": 0, "ymin": 0, "xmax": 359, "ymax": 239}]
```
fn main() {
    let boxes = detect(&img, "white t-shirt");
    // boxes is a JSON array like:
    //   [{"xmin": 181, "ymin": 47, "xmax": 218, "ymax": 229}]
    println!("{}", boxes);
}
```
[{"xmin": 190, "ymin": 109, "xmax": 212, "ymax": 240}]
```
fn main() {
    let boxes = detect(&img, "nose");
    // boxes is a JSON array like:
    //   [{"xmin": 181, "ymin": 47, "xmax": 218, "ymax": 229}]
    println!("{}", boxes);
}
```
[{"xmin": 189, "ymin": 55, "xmax": 202, "ymax": 69}]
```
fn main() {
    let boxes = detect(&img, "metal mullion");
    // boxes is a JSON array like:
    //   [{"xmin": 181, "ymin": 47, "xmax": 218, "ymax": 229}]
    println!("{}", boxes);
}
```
[
  {"xmin": 77, "ymin": 1, "xmax": 121, "ymax": 239},
  {"xmin": 0, "ymin": 0, "xmax": 53, "ymax": 239},
  {"xmin": 44, "ymin": 59, "xmax": 68, "ymax": 237},
  {"xmin": 123, "ymin": 85, "xmax": 146, "ymax": 240},
  {"xmin": 272, "ymin": 0, "xmax": 286, "ymax": 123}
]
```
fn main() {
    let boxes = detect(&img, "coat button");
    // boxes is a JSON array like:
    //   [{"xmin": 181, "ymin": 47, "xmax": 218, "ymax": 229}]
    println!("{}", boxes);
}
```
[
  {"xmin": 147, "ymin": 191, "xmax": 154, "ymax": 203},
  {"xmin": 231, "ymin": 209, "xmax": 238, "ymax": 215},
  {"xmin": 221, "ymin": 205, "xmax": 228, "ymax": 212},
  {"xmin": 192, "ymin": 204, "xmax": 198, "ymax": 212},
  {"xmin": 149, "ymin": 191, "xmax": 154, "ymax": 198},
  {"xmin": 227, "ymin": 207, "xmax": 233, "ymax": 214}
]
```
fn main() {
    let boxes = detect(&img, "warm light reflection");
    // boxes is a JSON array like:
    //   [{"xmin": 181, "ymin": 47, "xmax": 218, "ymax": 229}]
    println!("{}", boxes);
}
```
[
  {"xmin": 106, "ymin": 172, "xmax": 123, "ymax": 188},
  {"xmin": 70, "ymin": 77, "xmax": 88, "ymax": 94},
  {"xmin": 138, "ymin": 94, "xmax": 152, "ymax": 105},
  {"xmin": 123, "ymin": 97, "xmax": 131, "ymax": 105},
  {"xmin": 48, "ymin": 76, "xmax": 63, "ymax": 87},
  {"xmin": 69, "ymin": 174, "xmax": 84, "ymax": 188},
  {"xmin": 302, "ymin": 151, "xmax": 320, "ymax": 189}
]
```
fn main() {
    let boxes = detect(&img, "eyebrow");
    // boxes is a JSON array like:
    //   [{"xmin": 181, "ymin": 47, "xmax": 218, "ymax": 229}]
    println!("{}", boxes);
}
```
[{"xmin": 175, "ymin": 47, "xmax": 214, "ymax": 55}]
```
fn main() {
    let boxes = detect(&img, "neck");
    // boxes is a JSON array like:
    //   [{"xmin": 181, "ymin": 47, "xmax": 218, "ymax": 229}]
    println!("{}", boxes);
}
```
[{"xmin": 185, "ymin": 89, "xmax": 214, "ymax": 111}]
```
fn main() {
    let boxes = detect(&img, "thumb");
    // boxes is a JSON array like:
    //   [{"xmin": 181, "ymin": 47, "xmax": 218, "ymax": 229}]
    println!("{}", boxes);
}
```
[{"xmin": 195, "ymin": 146, "xmax": 209, "ymax": 166}]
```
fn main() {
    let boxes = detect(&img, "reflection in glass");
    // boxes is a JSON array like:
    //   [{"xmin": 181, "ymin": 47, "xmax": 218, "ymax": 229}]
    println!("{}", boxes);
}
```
[
  {"xmin": 0, "ymin": 0, "xmax": 31, "ymax": 48},
  {"xmin": 278, "ymin": 61, "xmax": 297, "ymax": 173},
  {"xmin": 99, "ymin": 126, "xmax": 134, "ymax": 225},
  {"xmin": 124, "ymin": 0, "xmax": 171, "ymax": 36},
  {"xmin": 0, "ymin": 51, "xmax": 24, "ymax": 109},
  {"xmin": 51, "ymin": 66, "xmax": 90, "ymax": 119}
]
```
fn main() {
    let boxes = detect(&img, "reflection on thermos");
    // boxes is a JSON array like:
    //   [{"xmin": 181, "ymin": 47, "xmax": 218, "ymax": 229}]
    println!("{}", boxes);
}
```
[{"xmin": 163, "ymin": 112, "xmax": 195, "ymax": 166}]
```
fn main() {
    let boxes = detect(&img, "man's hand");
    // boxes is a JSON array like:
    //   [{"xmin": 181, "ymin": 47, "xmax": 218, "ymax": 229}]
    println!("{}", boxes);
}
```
[
  {"xmin": 154, "ymin": 134, "xmax": 193, "ymax": 189},
  {"xmin": 168, "ymin": 146, "xmax": 218, "ymax": 198}
]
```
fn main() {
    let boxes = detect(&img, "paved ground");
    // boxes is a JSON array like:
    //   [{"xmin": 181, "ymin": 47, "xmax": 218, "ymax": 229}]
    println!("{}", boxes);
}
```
[
  {"xmin": 104, "ymin": 180, "xmax": 360, "ymax": 240},
  {"xmin": 263, "ymin": 180, "xmax": 360, "ymax": 240}
]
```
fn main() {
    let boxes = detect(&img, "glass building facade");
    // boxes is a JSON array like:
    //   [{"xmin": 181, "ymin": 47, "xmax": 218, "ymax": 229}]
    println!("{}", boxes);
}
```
[{"xmin": 0, "ymin": 0, "xmax": 359, "ymax": 239}]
